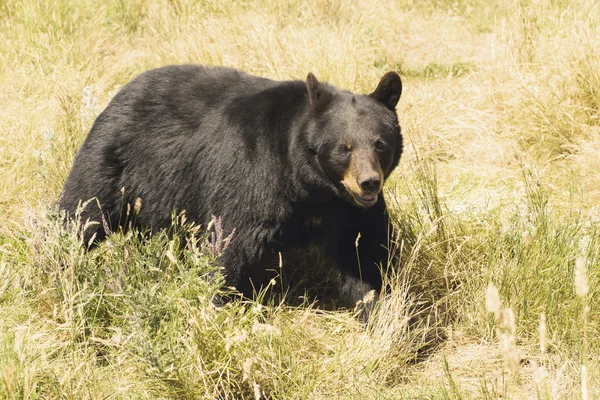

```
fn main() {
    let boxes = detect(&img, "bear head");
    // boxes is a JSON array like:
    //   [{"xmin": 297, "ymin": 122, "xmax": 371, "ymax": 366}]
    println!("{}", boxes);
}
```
[{"xmin": 305, "ymin": 72, "xmax": 403, "ymax": 208}]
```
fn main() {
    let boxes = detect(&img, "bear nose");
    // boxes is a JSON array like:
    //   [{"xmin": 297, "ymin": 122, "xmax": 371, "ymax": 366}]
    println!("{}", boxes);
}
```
[{"xmin": 359, "ymin": 176, "xmax": 381, "ymax": 193}]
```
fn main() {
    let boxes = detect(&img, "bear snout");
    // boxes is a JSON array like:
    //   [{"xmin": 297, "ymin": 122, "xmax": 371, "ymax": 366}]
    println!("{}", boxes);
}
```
[
  {"xmin": 341, "ymin": 171, "xmax": 382, "ymax": 207},
  {"xmin": 358, "ymin": 175, "xmax": 382, "ymax": 194}
]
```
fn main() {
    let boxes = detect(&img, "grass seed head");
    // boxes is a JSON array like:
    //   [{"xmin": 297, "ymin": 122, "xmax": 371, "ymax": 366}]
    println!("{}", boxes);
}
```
[
  {"xmin": 575, "ymin": 256, "xmax": 589, "ymax": 298},
  {"xmin": 485, "ymin": 282, "xmax": 501, "ymax": 315},
  {"xmin": 581, "ymin": 364, "xmax": 589, "ymax": 400}
]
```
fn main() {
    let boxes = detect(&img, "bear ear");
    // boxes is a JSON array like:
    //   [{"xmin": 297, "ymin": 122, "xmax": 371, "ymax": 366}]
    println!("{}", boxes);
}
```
[
  {"xmin": 369, "ymin": 71, "xmax": 402, "ymax": 111},
  {"xmin": 306, "ymin": 72, "xmax": 333, "ymax": 113}
]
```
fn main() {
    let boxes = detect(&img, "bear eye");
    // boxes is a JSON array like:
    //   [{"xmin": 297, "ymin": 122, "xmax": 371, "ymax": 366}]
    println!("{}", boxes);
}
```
[
  {"xmin": 340, "ymin": 144, "xmax": 352, "ymax": 153},
  {"xmin": 374, "ymin": 139, "xmax": 387, "ymax": 152}
]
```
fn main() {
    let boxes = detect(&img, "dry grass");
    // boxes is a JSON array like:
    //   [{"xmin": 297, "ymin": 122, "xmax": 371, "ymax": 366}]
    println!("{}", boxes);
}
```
[{"xmin": 1, "ymin": 0, "xmax": 599, "ymax": 398}]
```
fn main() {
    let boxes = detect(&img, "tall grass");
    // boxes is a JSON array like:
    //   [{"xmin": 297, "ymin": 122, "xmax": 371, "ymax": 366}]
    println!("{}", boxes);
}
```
[{"xmin": 1, "ymin": 0, "xmax": 599, "ymax": 397}]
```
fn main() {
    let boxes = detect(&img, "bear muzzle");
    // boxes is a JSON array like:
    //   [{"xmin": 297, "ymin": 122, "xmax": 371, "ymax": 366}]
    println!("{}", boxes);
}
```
[
  {"xmin": 349, "ymin": 191, "xmax": 379, "ymax": 207},
  {"xmin": 342, "ymin": 172, "xmax": 383, "ymax": 208}
]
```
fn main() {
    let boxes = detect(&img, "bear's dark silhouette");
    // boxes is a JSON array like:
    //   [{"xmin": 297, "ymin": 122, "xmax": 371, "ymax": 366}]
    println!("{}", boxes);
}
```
[{"xmin": 59, "ymin": 65, "xmax": 403, "ymax": 315}]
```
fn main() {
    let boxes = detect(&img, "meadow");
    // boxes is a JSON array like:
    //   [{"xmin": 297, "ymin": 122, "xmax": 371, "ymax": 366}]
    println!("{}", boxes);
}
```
[{"xmin": 0, "ymin": 0, "xmax": 599, "ymax": 398}]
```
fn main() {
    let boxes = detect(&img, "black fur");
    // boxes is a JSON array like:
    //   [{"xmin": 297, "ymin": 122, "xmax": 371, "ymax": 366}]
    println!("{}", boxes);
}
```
[{"xmin": 59, "ymin": 65, "xmax": 403, "ymax": 314}]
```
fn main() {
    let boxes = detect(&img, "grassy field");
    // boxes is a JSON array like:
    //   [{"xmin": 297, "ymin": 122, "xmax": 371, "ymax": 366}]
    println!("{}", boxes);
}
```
[{"xmin": 1, "ymin": 0, "xmax": 599, "ymax": 398}]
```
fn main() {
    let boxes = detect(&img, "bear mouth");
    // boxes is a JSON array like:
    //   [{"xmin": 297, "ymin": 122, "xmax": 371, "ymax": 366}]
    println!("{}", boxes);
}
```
[{"xmin": 348, "ymin": 191, "xmax": 378, "ymax": 207}]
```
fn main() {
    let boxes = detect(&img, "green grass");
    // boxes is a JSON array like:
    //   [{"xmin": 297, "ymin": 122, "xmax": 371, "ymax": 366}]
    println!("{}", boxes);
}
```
[{"xmin": 1, "ymin": 0, "xmax": 600, "ymax": 398}]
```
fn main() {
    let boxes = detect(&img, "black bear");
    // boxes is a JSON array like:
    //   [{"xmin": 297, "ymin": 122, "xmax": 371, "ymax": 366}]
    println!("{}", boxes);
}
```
[{"xmin": 59, "ymin": 65, "xmax": 403, "ymax": 315}]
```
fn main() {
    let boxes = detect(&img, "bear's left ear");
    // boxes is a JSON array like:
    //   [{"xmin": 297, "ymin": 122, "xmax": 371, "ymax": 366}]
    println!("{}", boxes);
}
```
[
  {"xmin": 369, "ymin": 72, "xmax": 402, "ymax": 111},
  {"xmin": 306, "ymin": 72, "xmax": 333, "ymax": 113}
]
